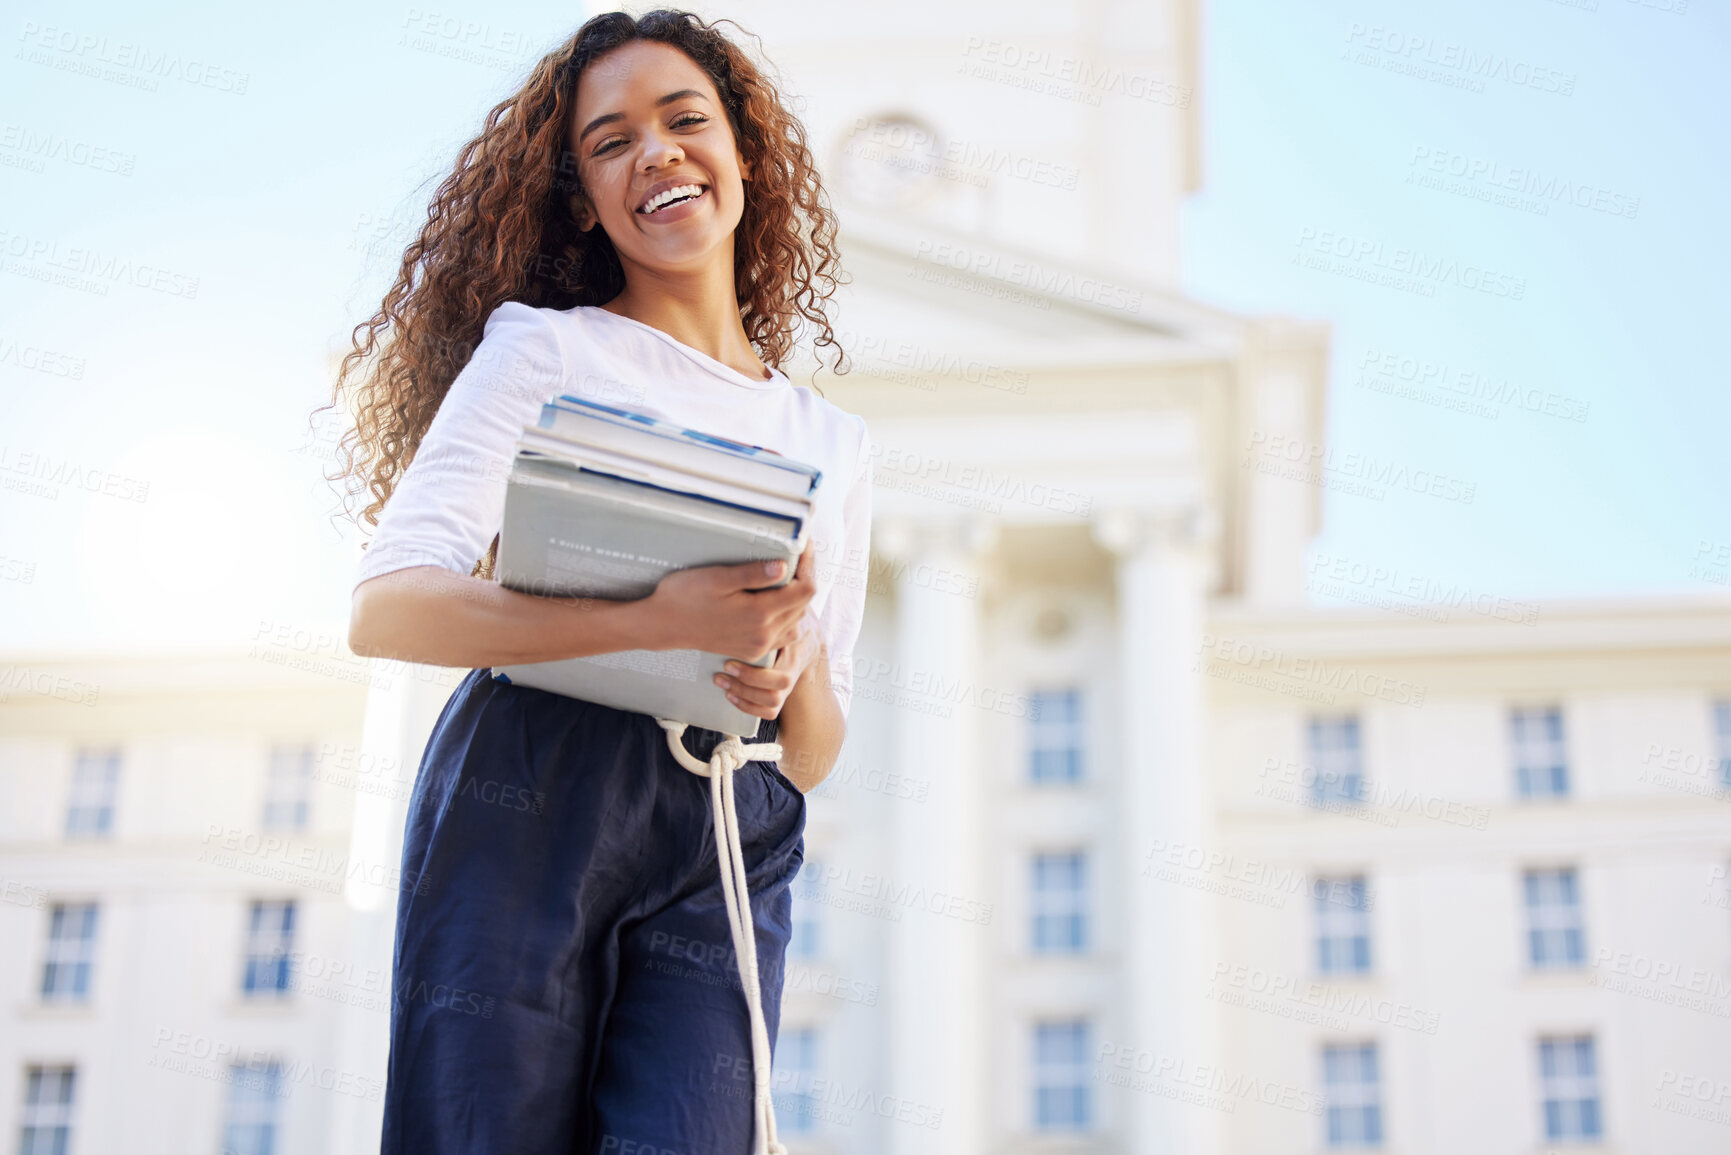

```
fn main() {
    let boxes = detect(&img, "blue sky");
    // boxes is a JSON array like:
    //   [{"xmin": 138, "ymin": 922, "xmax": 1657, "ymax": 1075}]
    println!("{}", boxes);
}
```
[
  {"xmin": 1184, "ymin": 0, "xmax": 1731, "ymax": 603},
  {"xmin": 1, "ymin": 0, "xmax": 1726, "ymax": 651}
]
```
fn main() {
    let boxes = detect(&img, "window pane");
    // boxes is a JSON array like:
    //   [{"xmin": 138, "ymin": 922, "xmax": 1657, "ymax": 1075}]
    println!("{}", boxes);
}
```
[
  {"xmin": 1538, "ymin": 1035, "xmax": 1602, "ymax": 1140},
  {"xmin": 773, "ymin": 1027, "xmax": 820, "ymax": 1134},
  {"xmin": 262, "ymin": 744, "xmax": 314, "ymax": 832},
  {"xmin": 242, "ymin": 900, "xmax": 296, "ymax": 995},
  {"xmin": 65, "ymin": 749, "xmax": 120, "ymax": 838},
  {"xmin": 1308, "ymin": 716, "xmax": 1365, "ymax": 806},
  {"xmin": 1314, "ymin": 876, "xmax": 1372, "ymax": 976},
  {"xmin": 1029, "ymin": 690, "xmax": 1085, "ymax": 784},
  {"xmin": 1523, "ymin": 868, "xmax": 1585, "ymax": 969},
  {"xmin": 1512, "ymin": 708, "xmax": 1569, "ymax": 799},
  {"xmin": 1322, "ymin": 1042, "xmax": 1381, "ymax": 1148},
  {"xmin": 789, "ymin": 860, "xmax": 824, "ymax": 960},
  {"xmin": 41, "ymin": 903, "xmax": 99, "ymax": 1001},
  {"xmin": 1033, "ymin": 1020, "xmax": 1091, "ymax": 1131},
  {"xmin": 20, "ymin": 1065, "xmax": 76, "ymax": 1155},
  {"xmin": 223, "ymin": 1060, "xmax": 284, "ymax": 1155},
  {"xmin": 1716, "ymin": 701, "xmax": 1731, "ymax": 789},
  {"xmin": 1031, "ymin": 852, "xmax": 1087, "ymax": 954}
]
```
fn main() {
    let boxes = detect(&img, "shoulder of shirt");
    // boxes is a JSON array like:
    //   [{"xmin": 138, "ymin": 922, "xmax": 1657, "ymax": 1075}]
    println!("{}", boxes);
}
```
[
  {"xmin": 484, "ymin": 299, "xmax": 559, "ymax": 324},
  {"xmin": 770, "ymin": 377, "xmax": 871, "ymax": 490},
  {"xmin": 782, "ymin": 377, "xmax": 870, "ymax": 443},
  {"xmin": 480, "ymin": 299, "xmax": 568, "ymax": 340},
  {"xmin": 488, "ymin": 302, "xmax": 629, "ymax": 370},
  {"xmin": 461, "ymin": 300, "xmax": 568, "ymax": 376},
  {"xmin": 793, "ymin": 392, "xmax": 871, "ymax": 488},
  {"xmin": 477, "ymin": 305, "xmax": 871, "ymax": 454}
]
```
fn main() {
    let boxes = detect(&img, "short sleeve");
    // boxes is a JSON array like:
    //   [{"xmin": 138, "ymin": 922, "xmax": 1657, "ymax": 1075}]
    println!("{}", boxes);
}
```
[
  {"xmin": 354, "ymin": 302, "xmax": 564, "ymax": 588},
  {"xmin": 816, "ymin": 417, "xmax": 873, "ymax": 719}
]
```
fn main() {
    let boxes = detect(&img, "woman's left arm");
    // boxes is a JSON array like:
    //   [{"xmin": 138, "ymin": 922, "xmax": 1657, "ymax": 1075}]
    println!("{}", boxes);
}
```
[
  {"xmin": 768, "ymin": 638, "xmax": 846, "ymax": 791},
  {"xmin": 717, "ymin": 418, "xmax": 872, "ymax": 792},
  {"xmin": 715, "ymin": 592, "xmax": 846, "ymax": 792}
]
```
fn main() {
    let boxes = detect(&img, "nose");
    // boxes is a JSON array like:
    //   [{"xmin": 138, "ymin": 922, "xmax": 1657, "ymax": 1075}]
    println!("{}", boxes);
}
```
[{"xmin": 639, "ymin": 128, "xmax": 683, "ymax": 172}]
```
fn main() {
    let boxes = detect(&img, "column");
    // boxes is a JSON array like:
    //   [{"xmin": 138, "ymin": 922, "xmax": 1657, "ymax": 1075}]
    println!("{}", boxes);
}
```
[
  {"xmin": 1091, "ymin": 504, "xmax": 1221, "ymax": 1155},
  {"xmin": 1240, "ymin": 318, "xmax": 1327, "ymax": 607},
  {"xmin": 326, "ymin": 663, "xmax": 465, "ymax": 1154},
  {"xmin": 877, "ymin": 513, "xmax": 995, "ymax": 1155}
]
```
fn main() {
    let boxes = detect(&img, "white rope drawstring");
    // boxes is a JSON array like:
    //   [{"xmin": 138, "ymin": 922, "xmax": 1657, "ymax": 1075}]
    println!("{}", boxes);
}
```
[{"xmin": 656, "ymin": 717, "xmax": 788, "ymax": 1155}]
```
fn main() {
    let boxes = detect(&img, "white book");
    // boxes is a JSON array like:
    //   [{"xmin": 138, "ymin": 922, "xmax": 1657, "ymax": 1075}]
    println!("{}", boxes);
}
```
[{"xmin": 516, "ymin": 428, "xmax": 813, "ymax": 527}]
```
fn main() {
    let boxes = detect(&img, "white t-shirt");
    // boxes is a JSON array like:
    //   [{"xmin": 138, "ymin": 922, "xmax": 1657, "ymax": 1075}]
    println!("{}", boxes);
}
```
[{"xmin": 354, "ymin": 301, "xmax": 873, "ymax": 719}]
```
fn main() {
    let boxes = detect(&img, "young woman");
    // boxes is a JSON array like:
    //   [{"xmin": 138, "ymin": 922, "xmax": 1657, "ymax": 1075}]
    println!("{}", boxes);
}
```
[{"xmin": 325, "ymin": 10, "xmax": 871, "ymax": 1153}]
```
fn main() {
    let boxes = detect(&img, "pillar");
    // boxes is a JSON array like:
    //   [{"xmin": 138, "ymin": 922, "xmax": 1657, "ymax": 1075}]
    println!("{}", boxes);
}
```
[
  {"xmin": 876, "ymin": 513, "xmax": 995, "ymax": 1155},
  {"xmin": 1092, "ymin": 503, "xmax": 1220, "ymax": 1155}
]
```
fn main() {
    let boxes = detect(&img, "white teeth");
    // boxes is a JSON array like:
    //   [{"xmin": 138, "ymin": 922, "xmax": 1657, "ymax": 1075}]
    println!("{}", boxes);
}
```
[{"xmin": 640, "ymin": 184, "xmax": 704, "ymax": 214}]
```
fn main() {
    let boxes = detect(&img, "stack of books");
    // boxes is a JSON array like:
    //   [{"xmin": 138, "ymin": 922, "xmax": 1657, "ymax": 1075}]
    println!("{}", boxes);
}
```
[{"xmin": 490, "ymin": 395, "xmax": 823, "ymax": 734}]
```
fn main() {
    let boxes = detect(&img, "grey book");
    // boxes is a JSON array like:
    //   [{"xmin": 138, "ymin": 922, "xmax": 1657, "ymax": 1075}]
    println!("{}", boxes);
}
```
[{"xmin": 491, "ymin": 452, "xmax": 810, "ymax": 735}]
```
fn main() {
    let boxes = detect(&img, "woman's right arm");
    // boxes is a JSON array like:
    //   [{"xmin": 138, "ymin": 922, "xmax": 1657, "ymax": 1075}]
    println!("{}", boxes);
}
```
[
  {"xmin": 349, "ymin": 552, "xmax": 815, "ymax": 670},
  {"xmin": 349, "ymin": 565, "xmax": 654, "ymax": 668},
  {"xmin": 343, "ymin": 301, "xmax": 814, "ymax": 670}
]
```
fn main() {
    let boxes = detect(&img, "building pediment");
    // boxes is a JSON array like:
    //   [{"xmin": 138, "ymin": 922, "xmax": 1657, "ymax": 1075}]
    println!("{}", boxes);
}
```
[
  {"xmin": 796, "ymin": 208, "xmax": 1327, "ymax": 605},
  {"xmin": 798, "ymin": 206, "xmax": 1249, "ymax": 394}
]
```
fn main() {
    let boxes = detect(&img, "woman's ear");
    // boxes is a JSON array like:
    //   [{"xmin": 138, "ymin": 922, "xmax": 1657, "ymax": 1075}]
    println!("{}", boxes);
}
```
[{"xmin": 569, "ymin": 191, "xmax": 597, "ymax": 232}]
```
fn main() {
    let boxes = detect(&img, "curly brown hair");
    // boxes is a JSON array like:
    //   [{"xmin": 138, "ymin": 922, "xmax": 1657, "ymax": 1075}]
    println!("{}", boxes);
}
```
[{"xmin": 318, "ymin": 8, "xmax": 847, "ymax": 576}]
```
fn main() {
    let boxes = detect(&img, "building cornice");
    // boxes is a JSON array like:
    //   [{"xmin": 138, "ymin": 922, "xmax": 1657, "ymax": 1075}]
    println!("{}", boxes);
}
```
[{"xmin": 1207, "ymin": 595, "xmax": 1731, "ymax": 660}]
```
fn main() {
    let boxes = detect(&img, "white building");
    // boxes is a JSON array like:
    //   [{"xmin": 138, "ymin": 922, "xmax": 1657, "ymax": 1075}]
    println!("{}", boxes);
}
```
[
  {"xmin": 0, "ymin": 651, "xmax": 418, "ymax": 1153},
  {"xmin": 5, "ymin": 1, "xmax": 1731, "ymax": 1152}
]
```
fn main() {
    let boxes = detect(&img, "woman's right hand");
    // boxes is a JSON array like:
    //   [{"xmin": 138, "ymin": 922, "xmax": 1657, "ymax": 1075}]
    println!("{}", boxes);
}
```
[{"xmin": 640, "ymin": 541, "xmax": 817, "ymax": 661}]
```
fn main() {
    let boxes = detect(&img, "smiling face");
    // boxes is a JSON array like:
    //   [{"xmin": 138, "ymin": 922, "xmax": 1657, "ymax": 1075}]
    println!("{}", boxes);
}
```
[{"xmin": 569, "ymin": 40, "xmax": 751, "ymax": 278}]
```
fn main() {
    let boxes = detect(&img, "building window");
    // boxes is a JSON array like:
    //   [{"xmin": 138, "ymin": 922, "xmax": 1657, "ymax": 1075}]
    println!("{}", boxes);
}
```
[
  {"xmin": 1308, "ymin": 716, "xmax": 1364, "ymax": 805},
  {"xmin": 789, "ymin": 859, "xmax": 824, "ymax": 960},
  {"xmin": 65, "ymin": 748, "xmax": 120, "ymax": 838},
  {"xmin": 773, "ymin": 1027, "xmax": 819, "ymax": 1134},
  {"xmin": 262, "ymin": 744, "xmax": 314, "ymax": 831},
  {"xmin": 1033, "ymin": 1019, "xmax": 1091, "ymax": 1131},
  {"xmin": 41, "ymin": 903, "xmax": 99, "ymax": 1002},
  {"xmin": 773, "ymin": 1027, "xmax": 820, "ymax": 1135},
  {"xmin": 222, "ymin": 1059, "xmax": 285, "ymax": 1155},
  {"xmin": 1029, "ymin": 689, "xmax": 1084, "ymax": 783},
  {"xmin": 1314, "ymin": 876, "xmax": 1372, "ymax": 976},
  {"xmin": 18, "ymin": 1065, "xmax": 76, "ymax": 1155},
  {"xmin": 1322, "ymin": 1042, "xmax": 1383, "ymax": 1147},
  {"xmin": 1511, "ymin": 707, "xmax": 1569, "ymax": 799},
  {"xmin": 1538, "ymin": 1035, "xmax": 1602, "ymax": 1141},
  {"xmin": 242, "ymin": 900, "xmax": 296, "ymax": 996},
  {"xmin": 1524, "ymin": 868, "xmax": 1585, "ymax": 969},
  {"xmin": 1715, "ymin": 701, "xmax": 1731, "ymax": 790},
  {"xmin": 1031, "ymin": 851, "xmax": 1088, "ymax": 954}
]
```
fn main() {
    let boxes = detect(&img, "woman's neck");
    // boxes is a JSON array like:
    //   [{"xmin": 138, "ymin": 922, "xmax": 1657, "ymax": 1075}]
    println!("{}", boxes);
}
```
[{"xmin": 602, "ymin": 252, "xmax": 772, "ymax": 382}]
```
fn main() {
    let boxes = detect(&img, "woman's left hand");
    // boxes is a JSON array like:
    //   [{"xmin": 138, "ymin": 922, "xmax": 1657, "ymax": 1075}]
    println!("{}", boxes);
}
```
[{"xmin": 713, "ymin": 605, "xmax": 821, "ymax": 720}]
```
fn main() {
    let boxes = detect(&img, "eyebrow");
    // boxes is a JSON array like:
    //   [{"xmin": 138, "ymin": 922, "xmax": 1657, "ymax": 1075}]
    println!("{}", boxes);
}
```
[{"xmin": 577, "ymin": 89, "xmax": 712, "ymax": 144}]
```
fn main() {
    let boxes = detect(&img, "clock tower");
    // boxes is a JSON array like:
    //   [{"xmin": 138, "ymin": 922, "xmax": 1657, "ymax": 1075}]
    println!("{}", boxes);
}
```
[{"xmin": 696, "ymin": 0, "xmax": 1202, "ymax": 287}]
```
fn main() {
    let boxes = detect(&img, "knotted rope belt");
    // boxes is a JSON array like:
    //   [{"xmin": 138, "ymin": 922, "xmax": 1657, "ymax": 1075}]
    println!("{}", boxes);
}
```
[{"xmin": 656, "ymin": 718, "xmax": 788, "ymax": 1155}]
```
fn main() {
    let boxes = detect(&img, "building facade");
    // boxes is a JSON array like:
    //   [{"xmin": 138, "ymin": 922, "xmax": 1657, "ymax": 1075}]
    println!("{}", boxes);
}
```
[
  {"xmin": 0, "ymin": 652, "xmax": 408, "ymax": 1153},
  {"xmin": 5, "ymin": 1, "xmax": 1731, "ymax": 1152}
]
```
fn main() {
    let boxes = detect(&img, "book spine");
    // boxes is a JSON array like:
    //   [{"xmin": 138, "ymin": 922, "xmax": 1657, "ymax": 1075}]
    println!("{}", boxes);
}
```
[
  {"xmin": 541, "ymin": 402, "xmax": 821, "ymax": 495},
  {"xmin": 515, "ymin": 432, "xmax": 813, "ymax": 525}
]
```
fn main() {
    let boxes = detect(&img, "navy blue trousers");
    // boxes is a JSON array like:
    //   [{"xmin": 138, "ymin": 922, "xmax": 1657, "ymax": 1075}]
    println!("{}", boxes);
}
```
[{"xmin": 380, "ymin": 668, "xmax": 806, "ymax": 1155}]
